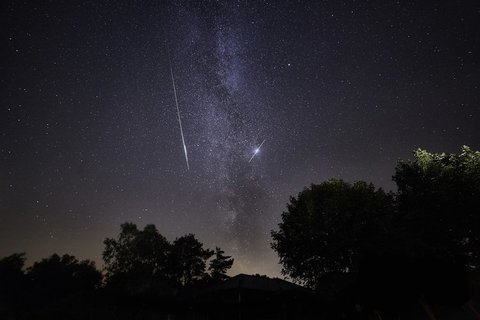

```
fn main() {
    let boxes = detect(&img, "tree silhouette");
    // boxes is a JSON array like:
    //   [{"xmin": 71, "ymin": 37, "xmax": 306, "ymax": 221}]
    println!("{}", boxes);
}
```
[
  {"xmin": 168, "ymin": 234, "xmax": 214, "ymax": 286},
  {"xmin": 209, "ymin": 247, "xmax": 234, "ymax": 282},
  {"xmin": 270, "ymin": 146, "xmax": 479, "ymax": 310},
  {"xmin": 103, "ymin": 223, "xmax": 171, "ymax": 277},
  {"xmin": 103, "ymin": 223, "xmax": 172, "ymax": 295},
  {"xmin": 103, "ymin": 223, "xmax": 233, "ymax": 293},
  {"xmin": 0, "ymin": 253, "xmax": 27, "ymax": 304},
  {"xmin": 394, "ymin": 146, "xmax": 480, "ymax": 268},
  {"xmin": 271, "ymin": 179, "xmax": 394, "ymax": 288},
  {"xmin": 28, "ymin": 254, "xmax": 101, "ymax": 297}
]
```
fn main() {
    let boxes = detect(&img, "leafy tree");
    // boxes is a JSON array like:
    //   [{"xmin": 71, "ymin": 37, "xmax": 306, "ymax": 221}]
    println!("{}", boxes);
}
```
[
  {"xmin": 393, "ymin": 145, "xmax": 480, "ymax": 268},
  {"xmin": 0, "ymin": 252, "xmax": 26, "ymax": 283},
  {"xmin": 103, "ymin": 223, "xmax": 172, "ymax": 295},
  {"xmin": 271, "ymin": 179, "xmax": 393, "ymax": 288},
  {"xmin": 209, "ymin": 247, "xmax": 234, "ymax": 282},
  {"xmin": 103, "ymin": 223, "xmax": 171, "ymax": 278},
  {"xmin": 168, "ymin": 234, "xmax": 214, "ymax": 286},
  {"xmin": 28, "ymin": 254, "xmax": 101, "ymax": 296},
  {"xmin": 103, "ymin": 223, "xmax": 232, "ymax": 292},
  {"xmin": 0, "ymin": 253, "xmax": 27, "ymax": 300}
]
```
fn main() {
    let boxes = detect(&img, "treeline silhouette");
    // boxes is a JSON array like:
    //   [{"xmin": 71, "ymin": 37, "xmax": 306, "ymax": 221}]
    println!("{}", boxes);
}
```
[
  {"xmin": 2, "ymin": 146, "xmax": 480, "ymax": 319},
  {"xmin": 0, "ymin": 225, "xmax": 233, "ymax": 320},
  {"xmin": 272, "ymin": 146, "xmax": 480, "ymax": 318}
]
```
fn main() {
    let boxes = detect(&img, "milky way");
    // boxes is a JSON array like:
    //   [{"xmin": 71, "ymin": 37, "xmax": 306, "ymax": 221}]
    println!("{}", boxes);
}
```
[
  {"xmin": 1, "ymin": 1, "xmax": 479, "ymax": 276},
  {"xmin": 165, "ymin": 3, "xmax": 275, "ymax": 269}
]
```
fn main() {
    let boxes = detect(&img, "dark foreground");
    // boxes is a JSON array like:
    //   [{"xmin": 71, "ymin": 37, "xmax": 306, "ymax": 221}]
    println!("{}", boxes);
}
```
[{"xmin": 2, "ymin": 272, "xmax": 480, "ymax": 320}]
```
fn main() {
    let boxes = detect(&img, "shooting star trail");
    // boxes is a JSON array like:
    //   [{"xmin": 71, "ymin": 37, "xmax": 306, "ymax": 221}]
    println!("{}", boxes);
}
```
[
  {"xmin": 163, "ymin": 26, "xmax": 189, "ymax": 170},
  {"xmin": 169, "ymin": 65, "xmax": 189, "ymax": 170},
  {"xmin": 248, "ymin": 139, "xmax": 266, "ymax": 163}
]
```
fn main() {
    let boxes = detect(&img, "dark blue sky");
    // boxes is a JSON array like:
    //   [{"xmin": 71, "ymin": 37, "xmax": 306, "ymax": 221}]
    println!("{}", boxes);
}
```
[{"xmin": 1, "ymin": 0, "xmax": 479, "ymax": 276}]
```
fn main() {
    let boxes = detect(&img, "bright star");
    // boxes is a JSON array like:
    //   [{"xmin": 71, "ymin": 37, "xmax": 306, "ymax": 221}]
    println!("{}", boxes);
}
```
[{"xmin": 248, "ymin": 140, "xmax": 266, "ymax": 163}]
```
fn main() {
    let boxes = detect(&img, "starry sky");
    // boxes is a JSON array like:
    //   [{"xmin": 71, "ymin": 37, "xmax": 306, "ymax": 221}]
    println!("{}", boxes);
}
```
[{"xmin": 1, "ymin": 0, "xmax": 479, "ymax": 276}]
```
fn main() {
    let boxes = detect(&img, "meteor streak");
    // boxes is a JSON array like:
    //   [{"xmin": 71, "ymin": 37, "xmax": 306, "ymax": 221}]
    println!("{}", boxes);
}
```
[
  {"xmin": 169, "ymin": 65, "xmax": 189, "ymax": 170},
  {"xmin": 163, "ymin": 30, "xmax": 189, "ymax": 170},
  {"xmin": 248, "ymin": 139, "xmax": 266, "ymax": 163}
]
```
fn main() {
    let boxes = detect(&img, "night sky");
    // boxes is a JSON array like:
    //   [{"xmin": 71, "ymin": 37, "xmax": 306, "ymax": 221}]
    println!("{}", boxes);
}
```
[{"xmin": 1, "ymin": 1, "xmax": 479, "ymax": 276}]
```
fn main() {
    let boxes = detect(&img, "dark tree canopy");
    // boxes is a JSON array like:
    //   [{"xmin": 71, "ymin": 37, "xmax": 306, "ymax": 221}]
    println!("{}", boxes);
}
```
[
  {"xmin": 103, "ymin": 223, "xmax": 175, "ymax": 296},
  {"xmin": 271, "ymin": 145, "xmax": 480, "ymax": 302},
  {"xmin": 168, "ymin": 234, "xmax": 214, "ymax": 286},
  {"xmin": 271, "ymin": 179, "xmax": 393, "ymax": 288},
  {"xmin": 28, "ymin": 254, "xmax": 101, "ymax": 296},
  {"xmin": 0, "ymin": 253, "xmax": 27, "ymax": 299},
  {"xmin": 103, "ymin": 223, "xmax": 233, "ymax": 292},
  {"xmin": 209, "ymin": 247, "xmax": 234, "ymax": 282},
  {"xmin": 393, "ymin": 146, "xmax": 480, "ymax": 268},
  {"xmin": 0, "ymin": 252, "xmax": 26, "ymax": 282},
  {"xmin": 0, "ymin": 224, "xmax": 234, "ymax": 319},
  {"xmin": 103, "ymin": 223, "xmax": 171, "ymax": 279}
]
